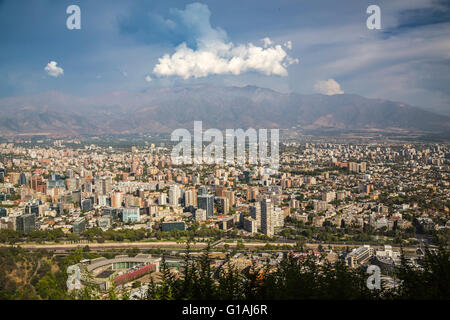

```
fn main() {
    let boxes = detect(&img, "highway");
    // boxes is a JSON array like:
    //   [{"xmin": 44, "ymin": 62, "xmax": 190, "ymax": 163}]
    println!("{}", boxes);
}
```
[{"xmin": 0, "ymin": 240, "xmax": 426, "ymax": 254}]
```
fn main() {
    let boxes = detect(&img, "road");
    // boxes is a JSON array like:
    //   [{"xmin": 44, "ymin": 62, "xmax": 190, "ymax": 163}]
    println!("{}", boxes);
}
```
[{"xmin": 0, "ymin": 240, "xmax": 425, "ymax": 253}]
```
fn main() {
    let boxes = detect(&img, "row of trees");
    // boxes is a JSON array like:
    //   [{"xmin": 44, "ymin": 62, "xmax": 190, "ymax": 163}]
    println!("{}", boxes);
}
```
[{"xmin": 146, "ymin": 243, "xmax": 450, "ymax": 300}]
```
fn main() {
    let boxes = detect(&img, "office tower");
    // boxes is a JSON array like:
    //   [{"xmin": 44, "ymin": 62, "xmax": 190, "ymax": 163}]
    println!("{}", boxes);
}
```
[
  {"xmin": 359, "ymin": 162, "xmax": 367, "ymax": 173},
  {"xmin": 81, "ymin": 198, "xmax": 93, "ymax": 211},
  {"xmin": 98, "ymin": 195, "xmax": 109, "ymax": 207},
  {"xmin": 25, "ymin": 204, "xmax": 39, "ymax": 217},
  {"xmin": 99, "ymin": 215, "xmax": 112, "ymax": 229},
  {"xmin": 94, "ymin": 177, "xmax": 103, "ymax": 195},
  {"xmin": 250, "ymin": 203, "xmax": 261, "ymax": 229},
  {"xmin": 198, "ymin": 194, "xmax": 214, "ymax": 218},
  {"xmin": 243, "ymin": 217, "xmax": 257, "ymax": 234},
  {"xmin": 48, "ymin": 174, "xmax": 65, "ymax": 189},
  {"xmin": 31, "ymin": 175, "xmax": 46, "ymax": 193},
  {"xmin": 261, "ymin": 198, "xmax": 274, "ymax": 237},
  {"xmin": 184, "ymin": 189, "xmax": 194, "ymax": 207},
  {"xmin": 215, "ymin": 186, "xmax": 227, "ymax": 197},
  {"xmin": 226, "ymin": 190, "xmax": 235, "ymax": 207},
  {"xmin": 66, "ymin": 177, "xmax": 80, "ymax": 191},
  {"xmin": 19, "ymin": 173, "xmax": 27, "ymax": 186},
  {"xmin": 83, "ymin": 182, "xmax": 93, "ymax": 193},
  {"xmin": 195, "ymin": 208, "xmax": 207, "ymax": 221},
  {"xmin": 169, "ymin": 185, "xmax": 181, "ymax": 207},
  {"xmin": 111, "ymin": 192, "xmax": 124, "ymax": 208},
  {"xmin": 16, "ymin": 214, "xmax": 36, "ymax": 234},
  {"xmin": 8, "ymin": 172, "xmax": 20, "ymax": 185},
  {"xmin": 218, "ymin": 197, "xmax": 230, "ymax": 215},
  {"xmin": 219, "ymin": 217, "xmax": 234, "ymax": 231},
  {"xmin": 103, "ymin": 208, "xmax": 118, "ymax": 219},
  {"xmin": 198, "ymin": 187, "xmax": 208, "ymax": 196},
  {"xmin": 192, "ymin": 174, "xmax": 200, "ymax": 185},
  {"xmin": 122, "ymin": 207, "xmax": 140, "ymax": 223},
  {"xmin": 247, "ymin": 186, "xmax": 259, "ymax": 201},
  {"xmin": 72, "ymin": 218, "xmax": 86, "ymax": 234},
  {"xmin": 273, "ymin": 207, "xmax": 284, "ymax": 228},
  {"xmin": 158, "ymin": 193, "xmax": 167, "ymax": 205},
  {"xmin": 95, "ymin": 176, "xmax": 112, "ymax": 195}
]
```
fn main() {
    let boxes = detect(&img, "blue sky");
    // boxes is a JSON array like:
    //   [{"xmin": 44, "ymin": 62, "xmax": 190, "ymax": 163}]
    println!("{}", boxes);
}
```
[{"xmin": 0, "ymin": 0, "xmax": 449, "ymax": 114}]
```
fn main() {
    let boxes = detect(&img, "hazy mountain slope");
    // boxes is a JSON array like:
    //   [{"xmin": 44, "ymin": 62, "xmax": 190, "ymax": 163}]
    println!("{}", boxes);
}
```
[{"xmin": 0, "ymin": 85, "xmax": 449, "ymax": 136}]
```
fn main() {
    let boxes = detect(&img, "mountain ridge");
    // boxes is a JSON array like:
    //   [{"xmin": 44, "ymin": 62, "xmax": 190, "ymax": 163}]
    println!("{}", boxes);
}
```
[{"xmin": 0, "ymin": 85, "xmax": 449, "ymax": 137}]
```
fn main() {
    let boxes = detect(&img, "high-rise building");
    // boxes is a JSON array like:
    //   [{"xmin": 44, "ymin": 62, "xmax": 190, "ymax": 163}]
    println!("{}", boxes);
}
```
[
  {"xmin": 273, "ymin": 207, "xmax": 285, "ymax": 228},
  {"xmin": 198, "ymin": 187, "xmax": 208, "ymax": 196},
  {"xmin": 99, "ymin": 215, "xmax": 112, "ymax": 229},
  {"xmin": 359, "ymin": 162, "xmax": 367, "ymax": 173},
  {"xmin": 66, "ymin": 177, "xmax": 80, "ymax": 191},
  {"xmin": 198, "ymin": 194, "xmax": 214, "ymax": 218},
  {"xmin": 81, "ymin": 198, "xmax": 93, "ymax": 211},
  {"xmin": 48, "ymin": 174, "xmax": 65, "ymax": 189},
  {"xmin": 158, "ymin": 193, "xmax": 167, "ymax": 205},
  {"xmin": 261, "ymin": 199, "xmax": 274, "ymax": 237},
  {"xmin": 25, "ymin": 204, "xmax": 39, "ymax": 217},
  {"xmin": 184, "ymin": 189, "xmax": 194, "ymax": 207},
  {"xmin": 122, "ymin": 207, "xmax": 140, "ymax": 223},
  {"xmin": 219, "ymin": 217, "xmax": 234, "ymax": 231},
  {"xmin": 103, "ymin": 207, "xmax": 119, "ymax": 219},
  {"xmin": 169, "ymin": 185, "xmax": 181, "ymax": 207},
  {"xmin": 97, "ymin": 195, "xmax": 109, "ymax": 207},
  {"xmin": 226, "ymin": 190, "xmax": 235, "ymax": 207},
  {"xmin": 111, "ymin": 192, "xmax": 124, "ymax": 208},
  {"xmin": 72, "ymin": 218, "xmax": 86, "ymax": 234},
  {"xmin": 31, "ymin": 175, "xmax": 46, "ymax": 193},
  {"xmin": 243, "ymin": 217, "xmax": 257, "ymax": 234},
  {"xmin": 16, "ymin": 214, "xmax": 36, "ymax": 234},
  {"xmin": 215, "ymin": 186, "xmax": 228, "ymax": 197},
  {"xmin": 247, "ymin": 186, "xmax": 259, "ymax": 201},
  {"xmin": 95, "ymin": 176, "xmax": 112, "ymax": 195},
  {"xmin": 218, "ymin": 197, "xmax": 230, "ymax": 215},
  {"xmin": 195, "ymin": 208, "xmax": 207, "ymax": 221},
  {"xmin": 19, "ymin": 173, "xmax": 27, "ymax": 186},
  {"xmin": 250, "ymin": 203, "xmax": 261, "ymax": 229}
]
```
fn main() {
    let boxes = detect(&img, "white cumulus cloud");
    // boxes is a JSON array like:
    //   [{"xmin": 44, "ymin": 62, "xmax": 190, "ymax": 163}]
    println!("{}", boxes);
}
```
[
  {"xmin": 314, "ymin": 78, "xmax": 344, "ymax": 95},
  {"xmin": 44, "ymin": 61, "xmax": 64, "ymax": 77},
  {"xmin": 262, "ymin": 37, "xmax": 273, "ymax": 48},
  {"xmin": 284, "ymin": 41, "xmax": 292, "ymax": 50},
  {"xmin": 145, "ymin": 75, "xmax": 152, "ymax": 82},
  {"xmin": 152, "ymin": 3, "xmax": 298, "ymax": 80}
]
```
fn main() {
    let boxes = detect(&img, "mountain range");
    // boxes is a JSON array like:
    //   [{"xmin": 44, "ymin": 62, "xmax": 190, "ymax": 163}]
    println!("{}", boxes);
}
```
[{"xmin": 0, "ymin": 84, "xmax": 449, "ymax": 137}]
